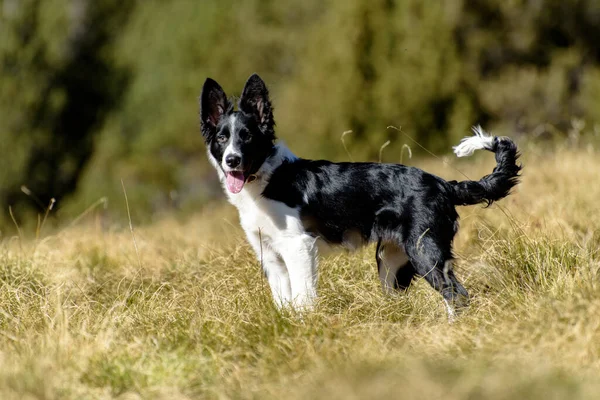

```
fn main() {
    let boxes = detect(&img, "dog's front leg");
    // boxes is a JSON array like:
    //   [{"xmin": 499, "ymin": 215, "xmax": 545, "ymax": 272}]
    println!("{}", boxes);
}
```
[
  {"xmin": 246, "ymin": 232, "xmax": 292, "ymax": 308},
  {"xmin": 278, "ymin": 234, "xmax": 318, "ymax": 311}
]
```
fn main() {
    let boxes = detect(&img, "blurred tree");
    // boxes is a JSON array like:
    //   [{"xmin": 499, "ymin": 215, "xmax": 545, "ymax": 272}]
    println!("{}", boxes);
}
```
[
  {"xmin": 3, "ymin": 0, "xmax": 600, "ymax": 226},
  {"xmin": 280, "ymin": 0, "xmax": 600, "ymax": 158},
  {"xmin": 456, "ymin": 0, "xmax": 600, "ymax": 134},
  {"xmin": 279, "ymin": 0, "xmax": 466, "ymax": 158},
  {"xmin": 0, "ymin": 0, "xmax": 133, "ymax": 224}
]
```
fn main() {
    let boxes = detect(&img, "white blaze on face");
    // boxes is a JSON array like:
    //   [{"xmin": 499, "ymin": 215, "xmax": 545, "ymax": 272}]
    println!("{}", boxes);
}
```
[
  {"xmin": 221, "ymin": 114, "xmax": 246, "ymax": 194},
  {"xmin": 221, "ymin": 115, "xmax": 239, "ymax": 169}
]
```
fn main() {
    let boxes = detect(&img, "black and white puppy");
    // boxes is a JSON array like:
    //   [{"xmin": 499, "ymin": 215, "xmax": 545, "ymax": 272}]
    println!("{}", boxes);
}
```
[{"xmin": 200, "ymin": 74, "xmax": 521, "ymax": 316}]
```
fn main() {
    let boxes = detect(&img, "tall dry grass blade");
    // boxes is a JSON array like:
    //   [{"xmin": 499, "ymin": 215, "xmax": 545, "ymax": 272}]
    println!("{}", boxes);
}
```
[
  {"xmin": 378, "ymin": 140, "xmax": 391, "ymax": 163},
  {"xmin": 341, "ymin": 130, "xmax": 354, "ymax": 162},
  {"xmin": 400, "ymin": 144, "xmax": 412, "ymax": 164},
  {"xmin": 121, "ymin": 179, "xmax": 142, "ymax": 269},
  {"xmin": 37, "ymin": 198, "xmax": 56, "ymax": 239},
  {"xmin": 258, "ymin": 227, "xmax": 266, "ymax": 295},
  {"xmin": 64, "ymin": 197, "xmax": 108, "ymax": 231},
  {"xmin": 8, "ymin": 206, "xmax": 23, "ymax": 252}
]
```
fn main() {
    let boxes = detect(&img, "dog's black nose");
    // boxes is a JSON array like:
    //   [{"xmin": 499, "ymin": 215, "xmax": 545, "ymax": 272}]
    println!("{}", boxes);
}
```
[{"xmin": 225, "ymin": 154, "xmax": 241, "ymax": 168}]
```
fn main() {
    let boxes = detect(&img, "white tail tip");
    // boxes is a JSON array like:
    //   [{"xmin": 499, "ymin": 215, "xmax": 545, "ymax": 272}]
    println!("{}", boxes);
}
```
[{"xmin": 452, "ymin": 125, "xmax": 495, "ymax": 157}]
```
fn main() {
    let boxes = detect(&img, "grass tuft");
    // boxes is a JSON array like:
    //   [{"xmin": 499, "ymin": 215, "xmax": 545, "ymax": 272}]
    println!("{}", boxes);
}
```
[{"xmin": 2, "ymin": 145, "xmax": 600, "ymax": 398}]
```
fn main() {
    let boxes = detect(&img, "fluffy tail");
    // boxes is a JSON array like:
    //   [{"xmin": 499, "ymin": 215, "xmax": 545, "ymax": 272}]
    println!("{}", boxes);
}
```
[{"xmin": 450, "ymin": 126, "xmax": 521, "ymax": 206}]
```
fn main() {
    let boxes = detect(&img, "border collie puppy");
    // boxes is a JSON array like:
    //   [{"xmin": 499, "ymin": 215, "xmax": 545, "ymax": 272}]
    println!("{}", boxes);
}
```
[{"xmin": 200, "ymin": 74, "xmax": 520, "ymax": 316}]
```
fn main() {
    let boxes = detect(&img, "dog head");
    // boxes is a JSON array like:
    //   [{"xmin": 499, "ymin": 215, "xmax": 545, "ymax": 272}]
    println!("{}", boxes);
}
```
[{"xmin": 200, "ymin": 74, "xmax": 276, "ymax": 194}]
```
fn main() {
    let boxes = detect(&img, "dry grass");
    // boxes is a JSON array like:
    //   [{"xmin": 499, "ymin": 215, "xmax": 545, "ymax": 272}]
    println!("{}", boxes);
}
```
[{"xmin": 1, "ymin": 142, "xmax": 600, "ymax": 399}]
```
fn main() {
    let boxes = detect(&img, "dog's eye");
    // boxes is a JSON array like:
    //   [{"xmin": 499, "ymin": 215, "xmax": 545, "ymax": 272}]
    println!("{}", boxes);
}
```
[
  {"xmin": 217, "ymin": 133, "xmax": 228, "ymax": 143},
  {"xmin": 240, "ymin": 130, "xmax": 252, "ymax": 141}
]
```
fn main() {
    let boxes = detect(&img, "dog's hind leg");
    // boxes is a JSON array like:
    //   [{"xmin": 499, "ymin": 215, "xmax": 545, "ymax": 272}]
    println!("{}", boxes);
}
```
[
  {"xmin": 404, "ymin": 233, "xmax": 469, "ymax": 320},
  {"xmin": 375, "ymin": 240, "xmax": 416, "ymax": 294}
]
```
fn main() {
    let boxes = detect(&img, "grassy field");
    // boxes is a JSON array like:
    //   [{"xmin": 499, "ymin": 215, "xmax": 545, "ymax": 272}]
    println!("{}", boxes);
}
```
[{"xmin": 1, "ymin": 140, "xmax": 600, "ymax": 399}]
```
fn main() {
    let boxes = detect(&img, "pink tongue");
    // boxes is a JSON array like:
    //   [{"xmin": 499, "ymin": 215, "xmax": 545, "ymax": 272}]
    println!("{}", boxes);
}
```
[{"xmin": 226, "ymin": 171, "xmax": 245, "ymax": 194}]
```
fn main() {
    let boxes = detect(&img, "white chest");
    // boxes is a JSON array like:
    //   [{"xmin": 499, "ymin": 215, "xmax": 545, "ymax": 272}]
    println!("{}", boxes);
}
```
[{"xmin": 228, "ymin": 188, "xmax": 305, "ymax": 245}]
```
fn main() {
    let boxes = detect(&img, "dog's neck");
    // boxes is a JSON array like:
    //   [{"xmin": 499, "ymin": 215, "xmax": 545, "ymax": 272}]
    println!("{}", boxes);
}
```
[{"xmin": 254, "ymin": 142, "xmax": 296, "ymax": 182}]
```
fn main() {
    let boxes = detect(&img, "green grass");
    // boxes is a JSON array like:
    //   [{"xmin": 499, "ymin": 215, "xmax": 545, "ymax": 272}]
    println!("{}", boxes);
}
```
[{"xmin": 1, "ymin": 145, "xmax": 600, "ymax": 399}]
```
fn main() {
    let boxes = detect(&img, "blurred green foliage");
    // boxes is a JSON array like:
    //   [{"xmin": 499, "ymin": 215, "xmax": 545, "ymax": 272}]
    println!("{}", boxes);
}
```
[
  {"xmin": 0, "ymin": 0, "xmax": 132, "ymax": 226},
  {"xmin": 2, "ymin": 0, "xmax": 600, "ymax": 227}
]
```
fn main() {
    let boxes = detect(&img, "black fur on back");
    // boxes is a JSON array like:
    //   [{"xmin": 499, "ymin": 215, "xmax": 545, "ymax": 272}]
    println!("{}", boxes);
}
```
[{"xmin": 262, "ymin": 160, "xmax": 460, "ymax": 249}]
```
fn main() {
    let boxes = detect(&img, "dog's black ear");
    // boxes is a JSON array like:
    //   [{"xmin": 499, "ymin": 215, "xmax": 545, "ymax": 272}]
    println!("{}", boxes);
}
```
[
  {"xmin": 239, "ymin": 73, "xmax": 274, "ymax": 136},
  {"xmin": 200, "ymin": 78, "xmax": 231, "ymax": 138}
]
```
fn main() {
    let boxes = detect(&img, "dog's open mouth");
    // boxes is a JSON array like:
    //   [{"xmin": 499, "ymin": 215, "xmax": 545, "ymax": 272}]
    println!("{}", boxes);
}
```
[{"xmin": 225, "ymin": 171, "xmax": 246, "ymax": 194}]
